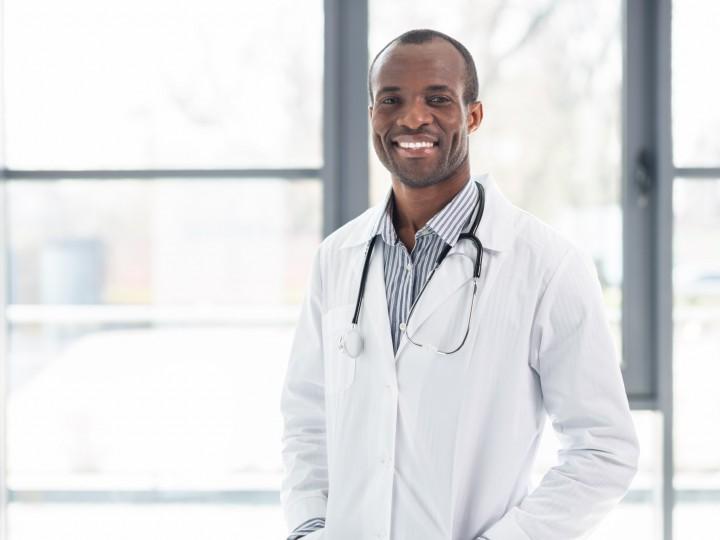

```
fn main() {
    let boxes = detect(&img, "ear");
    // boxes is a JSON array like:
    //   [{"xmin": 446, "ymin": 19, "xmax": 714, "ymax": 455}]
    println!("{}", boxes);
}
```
[
  {"xmin": 467, "ymin": 101, "xmax": 483, "ymax": 133},
  {"xmin": 368, "ymin": 105, "xmax": 373, "ymax": 119}
]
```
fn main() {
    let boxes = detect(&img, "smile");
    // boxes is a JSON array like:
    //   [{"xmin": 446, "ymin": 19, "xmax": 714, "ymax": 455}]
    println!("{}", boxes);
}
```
[
  {"xmin": 397, "ymin": 141, "xmax": 435, "ymax": 149},
  {"xmin": 391, "ymin": 139, "xmax": 439, "ymax": 157}
]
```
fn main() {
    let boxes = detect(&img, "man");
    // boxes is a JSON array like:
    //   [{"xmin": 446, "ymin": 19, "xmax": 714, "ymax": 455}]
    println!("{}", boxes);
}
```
[{"xmin": 280, "ymin": 29, "xmax": 639, "ymax": 540}]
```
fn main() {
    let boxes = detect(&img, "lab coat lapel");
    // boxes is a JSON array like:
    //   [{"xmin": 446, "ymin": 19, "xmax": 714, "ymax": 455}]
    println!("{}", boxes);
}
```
[
  {"xmin": 361, "ymin": 239, "xmax": 396, "ymax": 362},
  {"xmin": 395, "ymin": 241, "xmax": 475, "ymax": 358}
]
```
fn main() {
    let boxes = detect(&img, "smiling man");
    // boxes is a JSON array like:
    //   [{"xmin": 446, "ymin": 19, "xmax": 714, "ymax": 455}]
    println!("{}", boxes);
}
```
[
  {"xmin": 369, "ymin": 33, "xmax": 482, "ymax": 253},
  {"xmin": 281, "ymin": 29, "xmax": 639, "ymax": 540}
]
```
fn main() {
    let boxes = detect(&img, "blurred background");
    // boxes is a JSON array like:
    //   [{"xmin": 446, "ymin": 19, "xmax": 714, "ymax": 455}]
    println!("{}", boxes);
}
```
[{"xmin": 0, "ymin": 0, "xmax": 718, "ymax": 539}]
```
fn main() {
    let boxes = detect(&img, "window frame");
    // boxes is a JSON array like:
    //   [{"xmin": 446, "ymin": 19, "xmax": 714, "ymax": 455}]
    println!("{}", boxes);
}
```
[
  {"xmin": 0, "ymin": 1, "xmax": 703, "ymax": 540},
  {"xmin": 623, "ymin": 3, "xmax": 673, "ymax": 539}
]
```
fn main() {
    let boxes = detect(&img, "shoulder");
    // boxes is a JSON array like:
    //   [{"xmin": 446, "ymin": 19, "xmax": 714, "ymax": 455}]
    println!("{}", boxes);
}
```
[
  {"xmin": 477, "ymin": 175, "xmax": 590, "ymax": 278},
  {"xmin": 506, "ymin": 203, "xmax": 597, "ymax": 288}
]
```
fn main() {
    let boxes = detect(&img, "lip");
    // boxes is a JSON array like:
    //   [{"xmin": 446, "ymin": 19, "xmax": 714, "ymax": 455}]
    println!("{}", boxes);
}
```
[
  {"xmin": 391, "ymin": 142, "xmax": 439, "ymax": 158},
  {"xmin": 390, "ymin": 135, "xmax": 439, "ymax": 158},
  {"xmin": 391, "ymin": 134, "xmax": 439, "ymax": 144}
]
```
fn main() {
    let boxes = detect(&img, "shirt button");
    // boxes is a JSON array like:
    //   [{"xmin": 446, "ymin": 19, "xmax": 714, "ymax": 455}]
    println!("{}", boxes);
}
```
[
  {"xmin": 399, "ymin": 322, "xmax": 407, "ymax": 332},
  {"xmin": 405, "ymin": 262, "xmax": 413, "ymax": 271}
]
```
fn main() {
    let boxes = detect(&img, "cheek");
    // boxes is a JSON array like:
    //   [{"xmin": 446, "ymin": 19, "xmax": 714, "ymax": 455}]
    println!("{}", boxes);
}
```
[
  {"xmin": 371, "ymin": 121, "xmax": 388, "ymax": 143},
  {"xmin": 372, "ymin": 136, "xmax": 386, "ymax": 156},
  {"xmin": 450, "ymin": 122, "xmax": 469, "ymax": 147},
  {"xmin": 371, "ymin": 129, "xmax": 391, "ymax": 159},
  {"xmin": 371, "ymin": 131, "xmax": 387, "ymax": 152}
]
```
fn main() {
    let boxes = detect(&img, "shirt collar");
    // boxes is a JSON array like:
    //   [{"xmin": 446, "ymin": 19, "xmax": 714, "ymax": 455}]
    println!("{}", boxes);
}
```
[
  {"xmin": 340, "ymin": 174, "xmax": 516, "ymax": 252},
  {"xmin": 374, "ymin": 178, "xmax": 478, "ymax": 248}
]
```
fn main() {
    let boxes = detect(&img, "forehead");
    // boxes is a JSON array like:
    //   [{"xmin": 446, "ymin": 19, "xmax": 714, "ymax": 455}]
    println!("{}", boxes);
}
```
[{"xmin": 372, "ymin": 38, "xmax": 466, "ymax": 94}]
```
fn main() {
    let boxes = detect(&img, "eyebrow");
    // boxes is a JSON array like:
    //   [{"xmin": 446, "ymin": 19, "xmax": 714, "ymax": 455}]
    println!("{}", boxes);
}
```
[
  {"xmin": 376, "ymin": 86, "xmax": 401, "ymax": 96},
  {"xmin": 376, "ymin": 84, "xmax": 455, "ymax": 96},
  {"xmin": 425, "ymin": 84, "xmax": 453, "ymax": 93}
]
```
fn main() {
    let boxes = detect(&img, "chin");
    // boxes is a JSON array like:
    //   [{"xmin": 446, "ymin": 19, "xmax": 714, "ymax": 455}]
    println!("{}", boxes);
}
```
[{"xmin": 395, "ymin": 171, "xmax": 448, "ymax": 189}]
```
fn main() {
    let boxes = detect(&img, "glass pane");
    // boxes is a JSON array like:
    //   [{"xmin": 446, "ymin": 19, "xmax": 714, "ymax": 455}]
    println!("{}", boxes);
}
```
[
  {"xmin": 8, "ymin": 179, "xmax": 321, "ymax": 305},
  {"xmin": 532, "ymin": 411, "xmax": 663, "ymax": 540},
  {"xmin": 9, "ymin": 504, "xmax": 285, "ymax": 540},
  {"xmin": 369, "ymin": 1, "xmax": 622, "ymax": 354},
  {"xmin": 673, "ymin": 179, "xmax": 720, "ymax": 538},
  {"xmin": 4, "ymin": 0, "xmax": 323, "ymax": 169},
  {"xmin": 672, "ymin": 0, "xmax": 720, "ymax": 166},
  {"xmin": 7, "ymin": 323, "xmax": 291, "ymax": 489},
  {"xmin": 6, "ymin": 179, "xmax": 321, "ymax": 489}
]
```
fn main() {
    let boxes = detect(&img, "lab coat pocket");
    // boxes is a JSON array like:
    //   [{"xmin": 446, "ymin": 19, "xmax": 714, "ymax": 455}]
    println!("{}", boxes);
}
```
[{"xmin": 321, "ymin": 304, "xmax": 357, "ymax": 395}]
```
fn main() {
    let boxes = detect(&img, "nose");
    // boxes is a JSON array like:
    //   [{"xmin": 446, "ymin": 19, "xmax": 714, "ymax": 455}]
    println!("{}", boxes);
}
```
[{"xmin": 397, "ymin": 97, "xmax": 432, "ymax": 129}]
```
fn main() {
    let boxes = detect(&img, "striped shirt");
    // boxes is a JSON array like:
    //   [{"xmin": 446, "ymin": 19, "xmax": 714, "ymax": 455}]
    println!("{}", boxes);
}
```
[
  {"xmin": 376, "ymin": 178, "xmax": 479, "ymax": 352},
  {"xmin": 285, "ymin": 179, "xmax": 479, "ymax": 540}
]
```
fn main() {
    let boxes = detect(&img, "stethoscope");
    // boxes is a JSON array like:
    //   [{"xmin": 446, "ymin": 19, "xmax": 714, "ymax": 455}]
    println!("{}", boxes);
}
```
[{"xmin": 338, "ymin": 181, "xmax": 485, "ymax": 358}]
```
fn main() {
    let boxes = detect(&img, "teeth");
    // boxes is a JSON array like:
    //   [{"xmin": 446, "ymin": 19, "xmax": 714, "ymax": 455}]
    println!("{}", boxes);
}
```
[{"xmin": 398, "ymin": 141, "xmax": 434, "ymax": 149}]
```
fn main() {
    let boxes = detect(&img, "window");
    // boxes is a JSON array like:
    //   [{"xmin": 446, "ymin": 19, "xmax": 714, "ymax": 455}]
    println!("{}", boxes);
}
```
[
  {"xmin": 1, "ymin": 1, "xmax": 708, "ymax": 539},
  {"xmin": 2, "ymin": 1, "xmax": 323, "ymax": 538},
  {"xmin": 671, "ymin": 2, "xmax": 720, "ymax": 537}
]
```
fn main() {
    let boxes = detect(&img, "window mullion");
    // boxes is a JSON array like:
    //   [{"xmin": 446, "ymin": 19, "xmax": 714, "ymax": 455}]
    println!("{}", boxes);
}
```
[{"xmin": 322, "ymin": 0, "xmax": 369, "ymax": 236}]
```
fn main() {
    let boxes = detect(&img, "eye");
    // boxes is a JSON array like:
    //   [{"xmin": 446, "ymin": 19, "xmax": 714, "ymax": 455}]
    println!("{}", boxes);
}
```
[
  {"xmin": 428, "ymin": 95, "xmax": 451, "ymax": 104},
  {"xmin": 379, "ymin": 96, "xmax": 399, "ymax": 105}
]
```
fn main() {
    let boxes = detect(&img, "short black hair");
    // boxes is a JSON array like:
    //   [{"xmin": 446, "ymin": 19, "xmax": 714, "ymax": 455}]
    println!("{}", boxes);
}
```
[{"xmin": 368, "ymin": 29, "xmax": 479, "ymax": 105}]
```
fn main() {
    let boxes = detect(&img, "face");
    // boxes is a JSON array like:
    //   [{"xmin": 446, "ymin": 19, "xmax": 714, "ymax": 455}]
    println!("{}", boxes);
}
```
[{"xmin": 369, "ymin": 39, "xmax": 483, "ymax": 188}]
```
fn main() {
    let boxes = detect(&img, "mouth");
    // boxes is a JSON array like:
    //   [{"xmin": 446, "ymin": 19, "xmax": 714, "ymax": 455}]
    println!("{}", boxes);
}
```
[{"xmin": 390, "ymin": 136, "xmax": 440, "ymax": 158}]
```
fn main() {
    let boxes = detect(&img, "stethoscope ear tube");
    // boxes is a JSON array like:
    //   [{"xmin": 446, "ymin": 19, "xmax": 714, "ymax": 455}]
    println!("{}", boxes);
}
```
[
  {"xmin": 470, "ymin": 183, "xmax": 486, "ymax": 235},
  {"xmin": 352, "ymin": 234, "xmax": 378, "ymax": 325},
  {"xmin": 435, "ymin": 182, "xmax": 485, "ymax": 274},
  {"xmin": 464, "ymin": 182, "xmax": 485, "ymax": 278},
  {"xmin": 459, "ymin": 233, "xmax": 483, "ymax": 278},
  {"xmin": 343, "ymin": 180, "xmax": 486, "ymax": 357}
]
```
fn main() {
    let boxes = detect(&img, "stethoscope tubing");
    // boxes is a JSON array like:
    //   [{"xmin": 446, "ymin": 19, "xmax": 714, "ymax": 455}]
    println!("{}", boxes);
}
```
[
  {"xmin": 351, "ymin": 234, "xmax": 378, "ymax": 325},
  {"xmin": 345, "ymin": 180, "xmax": 486, "ymax": 356}
]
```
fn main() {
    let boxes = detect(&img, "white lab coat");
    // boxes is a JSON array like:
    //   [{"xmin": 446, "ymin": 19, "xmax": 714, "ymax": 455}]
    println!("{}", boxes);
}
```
[{"xmin": 280, "ymin": 174, "xmax": 639, "ymax": 540}]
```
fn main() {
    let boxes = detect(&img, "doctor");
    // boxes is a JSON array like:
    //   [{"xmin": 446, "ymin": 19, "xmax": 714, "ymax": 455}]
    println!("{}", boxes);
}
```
[{"xmin": 280, "ymin": 29, "xmax": 639, "ymax": 540}]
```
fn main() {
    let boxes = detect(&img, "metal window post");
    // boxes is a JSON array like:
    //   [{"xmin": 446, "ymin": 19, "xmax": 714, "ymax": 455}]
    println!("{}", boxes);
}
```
[
  {"xmin": 0, "ymin": 0, "xmax": 8, "ymax": 533},
  {"xmin": 623, "ymin": 0, "xmax": 674, "ymax": 538},
  {"xmin": 623, "ymin": 0, "xmax": 661, "ymax": 406},
  {"xmin": 322, "ymin": 0, "xmax": 369, "ymax": 236},
  {"xmin": 654, "ymin": 1, "xmax": 675, "ymax": 539}
]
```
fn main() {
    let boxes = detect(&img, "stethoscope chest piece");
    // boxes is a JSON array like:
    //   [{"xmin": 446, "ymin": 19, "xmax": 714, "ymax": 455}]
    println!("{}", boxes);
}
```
[{"xmin": 338, "ymin": 325, "xmax": 363, "ymax": 358}]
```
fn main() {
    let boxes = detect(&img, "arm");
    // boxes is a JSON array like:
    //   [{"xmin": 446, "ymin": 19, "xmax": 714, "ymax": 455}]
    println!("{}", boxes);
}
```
[
  {"xmin": 482, "ymin": 247, "xmax": 639, "ymax": 540},
  {"xmin": 280, "ymin": 252, "xmax": 328, "ymax": 535}
]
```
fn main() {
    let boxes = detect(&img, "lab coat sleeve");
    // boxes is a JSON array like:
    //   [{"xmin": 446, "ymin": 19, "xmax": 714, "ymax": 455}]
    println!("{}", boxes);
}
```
[
  {"xmin": 280, "ymin": 250, "xmax": 329, "ymax": 532},
  {"xmin": 482, "ymin": 246, "xmax": 640, "ymax": 540}
]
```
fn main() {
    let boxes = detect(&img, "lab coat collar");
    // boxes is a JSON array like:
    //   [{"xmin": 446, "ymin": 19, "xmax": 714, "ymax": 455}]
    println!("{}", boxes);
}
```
[{"xmin": 339, "ymin": 174, "xmax": 516, "ymax": 252}]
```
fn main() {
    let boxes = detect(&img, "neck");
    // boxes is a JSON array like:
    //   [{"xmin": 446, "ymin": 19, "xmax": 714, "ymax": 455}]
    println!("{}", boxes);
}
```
[{"xmin": 391, "ymin": 165, "xmax": 471, "ymax": 251}]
